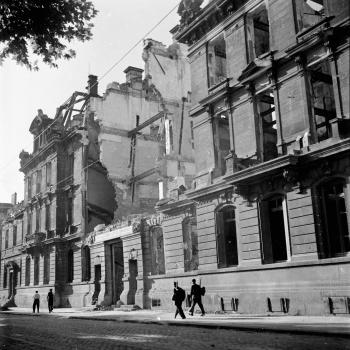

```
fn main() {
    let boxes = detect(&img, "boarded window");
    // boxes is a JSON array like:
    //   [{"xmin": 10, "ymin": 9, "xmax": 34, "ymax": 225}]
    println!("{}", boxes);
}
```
[
  {"xmin": 208, "ymin": 34, "xmax": 227, "ymax": 87},
  {"xmin": 67, "ymin": 249, "xmax": 74, "ymax": 282},
  {"xmin": 216, "ymin": 205, "xmax": 238, "ymax": 268},
  {"xmin": 150, "ymin": 226, "xmax": 166, "ymax": 275},
  {"xmin": 25, "ymin": 257, "xmax": 31, "ymax": 286},
  {"xmin": 34, "ymin": 256, "xmax": 40, "ymax": 285},
  {"xmin": 43, "ymin": 252, "xmax": 50, "ymax": 284},
  {"xmin": 82, "ymin": 246, "xmax": 91, "ymax": 281},
  {"xmin": 259, "ymin": 195, "xmax": 289, "ymax": 264},
  {"xmin": 309, "ymin": 60, "xmax": 336, "ymax": 142},
  {"xmin": 316, "ymin": 178, "xmax": 350, "ymax": 258},
  {"xmin": 182, "ymin": 216, "xmax": 199, "ymax": 272},
  {"xmin": 246, "ymin": 5, "xmax": 270, "ymax": 61}
]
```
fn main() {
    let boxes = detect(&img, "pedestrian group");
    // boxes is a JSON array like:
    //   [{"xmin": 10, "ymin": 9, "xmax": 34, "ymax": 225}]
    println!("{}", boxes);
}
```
[{"xmin": 32, "ymin": 289, "xmax": 54, "ymax": 314}]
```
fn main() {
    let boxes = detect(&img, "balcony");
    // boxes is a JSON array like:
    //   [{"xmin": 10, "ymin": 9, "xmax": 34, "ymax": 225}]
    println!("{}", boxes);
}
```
[{"xmin": 24, "ymin": 231, "xmax": 46, "ymax": 246}]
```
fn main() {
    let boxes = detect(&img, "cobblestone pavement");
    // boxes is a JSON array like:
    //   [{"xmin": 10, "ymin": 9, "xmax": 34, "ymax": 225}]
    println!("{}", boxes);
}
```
[{"xmin": 0, "ymin": 314, "xmax": 349, "ymax": 350}]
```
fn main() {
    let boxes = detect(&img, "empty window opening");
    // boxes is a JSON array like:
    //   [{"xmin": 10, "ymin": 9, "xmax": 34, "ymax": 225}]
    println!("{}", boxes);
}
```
[
  {"xmin": 150, "ymin": 226, "xmax": 166, "ymax": 275},
  {"xmin": 34, "ymin": 256, "xmax": 40, "ymax": 285},
  {"xmin": 182, "ymin": 216, "xmax": 199, "ymax": 272},
  {"xmin": 3, "ymin": 268, "xmax": 7, "ymax": 289},
  {"xmin": 46, "ymin": 162, "xmax": 52, "ymax": 188},
  {"xmin": 65, "ymin": 193, "xmax": 73, "ymax": 231},
  {"xmin": 208, "ymin": 34, "xmax": 227, "ymax": 87},
  {"xmin": 297, "ymin": 0, "xmax": 324, "ymax": 31},
  {"xmin": 67, "ymin": 249, "xmax": 74, "ymax": 283},
  {"xmin": 27, "ymin": 211, "xmax": 32, "ymax": 236},
  {"xmin": 45, "ymin": 204, "xmax": 51, "ymax": 231},
  {"xmin": 247, "ymin": 5, "xmax": 270, "ymax": 61},
  {"xmin": 82, "ymin": 246, "xmax": 91, "ymax": 282},
  {"xmin": 316, "ymin": 178, "xmax": 350, "ymax": 258},
  {"xmin": 27, "ymin": 176, "xmax": 32, "ymax": 200},
  {"xmin": 13, "ymin": 226, "xmax": 17, "ymax": 246},
  {"xmin": 36, "ymin": 170, "xmax": 42, "ymax": 194},
  {"xmin": 309, "ymin": 61, "xmax": 336, "ymax": 142},
  {"xmin": 216, "ymin": 205, "xmax": 238, "ymax": 268},
  {"xmin": 25, "ymin": 257, "xmax": 31, "ymax": 286},
  {"xmin": 257, "ymin": 92, "xmax": 278, "ymax": 161},
  {"xmin": 259, "ymin": 195, "xmax": 290, "ymax": 264},
  {"xmin": 5, "ymin": 230, "xmax": 9, "ymax": 249},
  {"xmin": 213, "ymin": 113, "xmax": 231, "ymax": 177},
  {"xmin": 165, "ymin": 119, "xmax": 174, "ymax": 154},
  {"xmin": 35, "ymin": 207, "xmax": 41, "ymax": 232},
  {"xmin": 43, "ymin": 252, "xmax": 50, "ymax": 284}
]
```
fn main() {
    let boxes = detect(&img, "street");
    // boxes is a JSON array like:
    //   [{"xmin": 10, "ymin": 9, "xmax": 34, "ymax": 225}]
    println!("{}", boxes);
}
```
[{"xmin": 0, "ymin": 314, "xmax": 349, "ymax": 350}]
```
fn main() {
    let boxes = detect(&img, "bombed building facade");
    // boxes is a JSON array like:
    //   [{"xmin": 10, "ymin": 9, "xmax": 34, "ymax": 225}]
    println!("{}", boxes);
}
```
[{"xmin": 1, "ymin": 0, "xmax": 349, "ymax": 315}]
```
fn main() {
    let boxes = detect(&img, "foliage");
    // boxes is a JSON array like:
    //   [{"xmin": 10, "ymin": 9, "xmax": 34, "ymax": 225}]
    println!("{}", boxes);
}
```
[{"xmin": 0, "ymin": 0, "xmax": 97, "ymax": 69}]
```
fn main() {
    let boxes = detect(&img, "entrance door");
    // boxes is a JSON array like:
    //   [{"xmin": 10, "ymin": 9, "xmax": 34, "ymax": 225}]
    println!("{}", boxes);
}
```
[
  {"xmin": 8, "ymin": 272, "xmax": 13, "ymax": 298},
  {"xmin": 111, "ymin": 241, "xmax": 124, "ymax": 304},
  {"xmin": 127, "ymin": 260, "xmax": 138, "ymax": 305}
]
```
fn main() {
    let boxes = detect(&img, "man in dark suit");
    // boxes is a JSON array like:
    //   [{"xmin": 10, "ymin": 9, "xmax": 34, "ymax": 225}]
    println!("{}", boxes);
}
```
[
  {"xmin": 172, "ymin": 282, "xmax": 186, "ymax": 319},
  {"xmin": 189, "ymin": 278, "xmax": 205, "ymax": 316}
]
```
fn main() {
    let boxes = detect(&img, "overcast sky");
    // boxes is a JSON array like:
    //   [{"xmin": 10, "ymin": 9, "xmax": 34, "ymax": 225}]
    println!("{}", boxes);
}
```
[{"xmin": 0, "ymin": 0, "xmax": 202, "ymax": 203}]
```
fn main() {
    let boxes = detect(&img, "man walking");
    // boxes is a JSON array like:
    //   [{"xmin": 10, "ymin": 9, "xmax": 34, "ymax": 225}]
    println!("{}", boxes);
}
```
[
  {"xmin": 33, "ymin": 291, "xmax": 40, "ymax": 313},
  {"xmin": 172, "ymin": 282, "xmax": 186, "ymax": 319},
  {"xmin": 189, "ymin": 279, "xmax": 205, "ymax": 316},
  {"xmin": 47, "ymin": 289, "xmax": 54, "ymax": 313}
]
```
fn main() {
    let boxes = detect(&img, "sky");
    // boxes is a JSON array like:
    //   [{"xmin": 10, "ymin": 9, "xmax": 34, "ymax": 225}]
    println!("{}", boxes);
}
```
[{"xmin": 0, "ymin": 0, "xmax": 205, "ymax": 203}]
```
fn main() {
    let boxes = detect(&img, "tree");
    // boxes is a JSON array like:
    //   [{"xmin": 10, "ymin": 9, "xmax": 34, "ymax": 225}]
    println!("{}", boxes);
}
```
[{"xmin": 0, "ymin": 0, "xmax": 97, "ymax": 70}]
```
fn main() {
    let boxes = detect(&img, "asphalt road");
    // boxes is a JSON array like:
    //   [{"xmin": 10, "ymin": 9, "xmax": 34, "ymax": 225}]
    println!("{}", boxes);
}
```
[{"xmin": 0, "ymin": 314, "xmax": 349, "ymax": 350}]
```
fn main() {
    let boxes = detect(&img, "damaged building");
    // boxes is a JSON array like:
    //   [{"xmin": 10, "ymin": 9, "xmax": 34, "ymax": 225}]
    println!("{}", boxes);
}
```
[{"xmin": 148, "ymin": 0, "xmax": 349, "ymax": 315}]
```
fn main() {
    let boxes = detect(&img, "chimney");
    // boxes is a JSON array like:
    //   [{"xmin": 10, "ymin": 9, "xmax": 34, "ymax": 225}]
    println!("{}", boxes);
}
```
[
  {"xmin": 11, "ymin": 192, "xmax": 17, "ymax": 205},
  {"xmin": 87, "ymin": 75, "xmax": 98, "ymax": 96},
  {"xmin": 124, "ymin": 66, "xmax": 143, "ymax": 88}
]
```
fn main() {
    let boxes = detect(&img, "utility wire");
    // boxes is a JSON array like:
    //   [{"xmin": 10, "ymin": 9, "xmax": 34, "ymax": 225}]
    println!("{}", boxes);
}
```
[{"xmin": 0, "ymin": 1, "xmax": 180, "ymax": 176}]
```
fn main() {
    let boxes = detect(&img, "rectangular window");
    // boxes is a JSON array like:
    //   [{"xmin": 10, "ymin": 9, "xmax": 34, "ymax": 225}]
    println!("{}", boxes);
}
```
[
  {"xmin": 246, "ymin": 4, "xmax": 270, "ymax": 61},
  {"xmin": 36, "ymin": 169, "xmax": 42, "ymax": 194},
  {"xmin": 256, "ymin": 91, "xmax": 278, "ymax": 161},
  {"xmin": 27, "ymin": 176, "xmax": 32, "ymax": 200},
  {"xmin": 34, "ymin": 256, "xmax": 40, "ymax": 285},
  {"xmin": 13, "ymin": 225, "xmax": 17, "ymax": 246},
  {"xmin": 27, "ymin": 212, "xmax": 32, "ymax": 235},
  {"xmin": 46, "ymin": 162, "xmax": 52, "ymax": 188},
  {"xmin": 5, "ymin": 229, "xmax": 9, "ymax": 249},
  {"xmin": 25, "ymin": 257, "xmax": 31, "ymax": 286},
  {"xmin": 68, "ymin": 153, "xmax": 74, "ymax": 178},
  {"xmin": 35, "ymin": 208, "xmax": 41, "ymax": 232},
  {"xmin": 43, "ymin": 252, "xmax": 50, "ymax": 284},
  {"xmin": 45, "ymin": 204, "xmax": 51, "ymax": 231},
  {"xmin": 308, "ymin": 60, "xmax": 336, "ymax": 142},
  {"xmin": 164, "ymin": 119, "xmax": 174, "ymax": 154},
  {"xmin": 207, "ymin": 34, "xmax": 227, "ymax": 87},
  {"xmin": 296, "ymin": 0, "xmax": 324, "ymax": 31}
]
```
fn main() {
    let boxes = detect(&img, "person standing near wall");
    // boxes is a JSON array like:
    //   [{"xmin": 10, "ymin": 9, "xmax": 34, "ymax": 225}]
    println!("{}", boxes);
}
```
[
  {"xmin": 189, "ymin": 279, "xmax": 205, "ymax": 316},
  {"xmin": 33, "ymin": 291, "xmax": 40, "ymax": 313},
  {"xmin": 47, "ymin": 289, "xmax": 54, "ymax": 313},
  {"xmin": 172, "ymin": 282, "xmax": 186, "ymax": 319}
]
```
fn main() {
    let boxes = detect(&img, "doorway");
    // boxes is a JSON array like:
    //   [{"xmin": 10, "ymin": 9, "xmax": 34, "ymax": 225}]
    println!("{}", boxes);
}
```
[
  {"xmin": 127, "ymin": 259, "xmax": 138, "ymax": 305},
  {"xmin": 111, "ymin": 241, "xmax": 124, "ymax": 304}
]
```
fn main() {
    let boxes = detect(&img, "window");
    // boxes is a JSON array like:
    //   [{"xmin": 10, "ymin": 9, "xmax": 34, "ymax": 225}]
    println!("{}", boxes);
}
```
[
  {"xmin": 65, "ymin": 193, "xmax": 73, "ymax": 230},
  {"xmin": 27, "ymin": 211, "xmax": 32, "ymax": 236},
  {"xmin": 182, "ymin": 216, "xmax": 199, "ymax": 272},
  {"xmin": 13, "ymin": 226, "xmax": 17, "ymax": 246},
  {"xmin": 297, "ymin": 0, "xmax": 324, "ymax": 31},
  {"xmin": 216, "ymin": 205, "xmax": 238, "ymax": 268},
  {"xmin": 82, "ymin": 246, "xmax": 91, "ymax": 281},
  {"xmin": 165, "ymin": 119, "xmax": 174, "ymax": 154},
  {"xmin": 256, "ymin": 91, "xmax": 278, "ymax": 161},
  {"xmin": 213, "ymin": 113, "xmax": 231, "ymax": 177},
  {"xmin": 25, "ymin": 257, "xmax": 31, "ymax": 286},
  {"xmin": 46, "ymin": 162, "xmax": 52, "ymax": 188},
  {"xmin": 43, "ymin": 252, "xmax": 50, "ymax": 284},
  {"xmin": 246, "ymin": 5, "xmax": 270, "ymax": 61},
  {"xmin": 68, "ymin": 153, "xmax": 74, "ymax": 178},
  {"xmin": 27, "ymin": 176, "xmax": 32, "ymax": 200},
  {"xmin": 207, "ymin": 34, "xmax": 227, "ymax": 87},
  {"xmin": 67, "ymin": 249, "xmax": 74, "ymax": 282},
  {"xmin": 36, "ymin": 169, "xmax": 42, "ymax": 194},
  {"xmin": 45, "ymin": 204, "xmax": 51, "ymax": 231},
  {"xmin": 259, "ymin": 195, "xmax": 290, "ymax": 264},
  {"xmin": 150, "ymin": 227, "xmax": 165, "ymax": 275},
  {"xmin": 5, "ymin": 230, "xmax": 9, "ymax": 249},
  {"xmin": 308, "ymin": 60, "xmax": 336, "ymax": 142},
  {"xmin": 34, "ymin": 256, "xmax": 40, "ymax": 285},
  {"xmin": 3, "ymin": 267, "xmax": 7, "ymax": 289},
  {"xmin": 35, "ymin": 207, "xmax": 41, "ymax": 232},
  {"xmin": 315, "ymin": 178, "xmax": 349, "ymax": 258}
]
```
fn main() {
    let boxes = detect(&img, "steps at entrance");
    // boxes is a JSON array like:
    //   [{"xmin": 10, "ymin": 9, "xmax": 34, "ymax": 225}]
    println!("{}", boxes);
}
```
[{"xmin": 118, "ymin": 304, "xmax": 140, "ymax": 312}]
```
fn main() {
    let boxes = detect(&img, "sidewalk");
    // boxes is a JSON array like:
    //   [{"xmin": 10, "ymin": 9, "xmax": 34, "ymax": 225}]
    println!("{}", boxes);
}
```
[{"xmin": 2, "ymin": 307, "xmax": 349, "ymax": 337}]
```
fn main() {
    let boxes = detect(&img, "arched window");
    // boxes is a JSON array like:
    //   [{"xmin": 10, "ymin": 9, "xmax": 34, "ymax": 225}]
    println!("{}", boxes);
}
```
[
  {"xmin": 315, "ymin": 178, "xmax": 350, "ymax": 258},
  {"xmin": 81, "ymin": 246, "xmax": 91, "ymax": 281},
  {"xmin": 25, "ymin": 256, "xmax": 31, "ymax": 286},
  {"xmin": 43, "ymin": 252, "xmax": 50, "ymax": 284},
  {"xmin": 150, "ymin": 226, "xmax": 165, "ymax": 275},
  {"xmin": 182, "ymin": 216, "xmax": 199, "ymax": 272},
  {"xmin": 34, "ymin": 256, "xmax": 40, "ymax": 285},
  {"xmin": 259, "ymin": 194, "xmax": 290, "ymax": 264},
  {"xmin": 216, "ymin": 205, "xmax": 238, "ymax": 268},
  {"xmin": 67, "ymin": 249, "xmax": 74, "ymax": 283}
]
